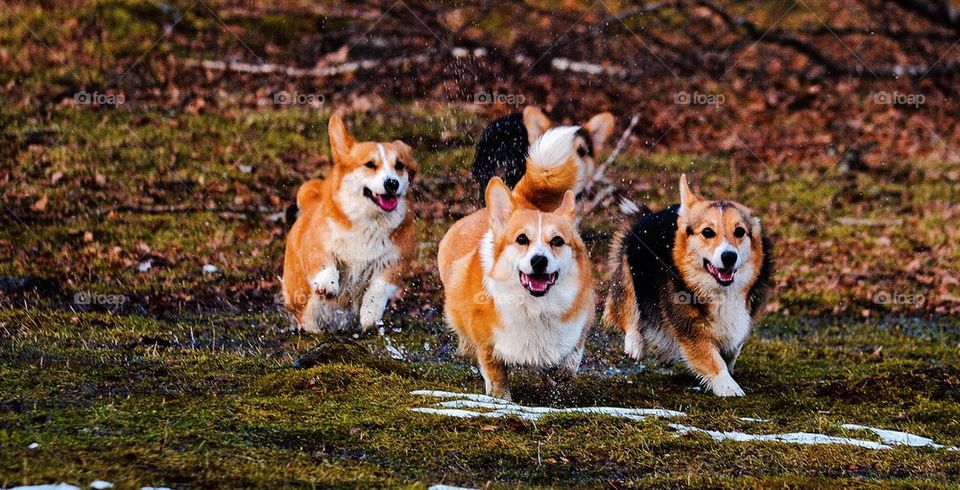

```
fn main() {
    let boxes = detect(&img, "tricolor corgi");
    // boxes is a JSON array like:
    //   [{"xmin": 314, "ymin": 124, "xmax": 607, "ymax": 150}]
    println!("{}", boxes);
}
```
[
  {"xmin": 603, "ymin": 175, "xmax": 773, "ymax": 396},
  {"xmin": 282, "ymin": 115, "xmax": 417, "ymax": 332},
  {"xmin": 438, "ymin": 131, "xmax": 596, "ymax": 401},
  {"xmin": 472, "ymin": 106, "xmax": 614, "ymax": 204}
]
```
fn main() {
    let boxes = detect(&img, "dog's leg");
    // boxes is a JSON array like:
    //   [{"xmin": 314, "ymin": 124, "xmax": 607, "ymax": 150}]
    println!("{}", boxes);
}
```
[
  {"xmin": 725, "ymin": 344, "xmax": 744, "ymax": 375},
  {"xmin": 678, "ymin": 337, "xmax": 744, "ymax": 397},
  {"xmin": 359, "ymin": 268, "xmax": 400, "ymax": 329},
  {"xmin": 547, "ymin": 325, "xmax": 589, "ymax": 383},
  {"xmin": 477, "ymin": 345, "xmax": 511, "ymax": 401}
]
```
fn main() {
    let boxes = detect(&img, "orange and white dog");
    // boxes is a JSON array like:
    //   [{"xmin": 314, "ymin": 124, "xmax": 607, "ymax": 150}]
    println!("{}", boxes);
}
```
[
  {"xmin": 438, "ymin": 127, "xmax": 595, "ymax": 401},
  {"xmin": 283, "ymin": 115, "xmax": 417, "ymax": 332}
]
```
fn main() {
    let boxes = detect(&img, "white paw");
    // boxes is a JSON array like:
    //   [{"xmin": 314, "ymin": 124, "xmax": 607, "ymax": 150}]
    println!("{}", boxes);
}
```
[
  {"xmin": 311, "ymin": 267, "xmax": 340, "ymax": 298},
  {"xmin": 359, "ymin": 281, "xmax": 398, "ymax": 329},
  {"xmin": 707, "ymin": 372, "xmax": 745, "ymax": 397},
  {"xmin": 359, "ymin": 305, "xmax": 382, "ymax": 329}
]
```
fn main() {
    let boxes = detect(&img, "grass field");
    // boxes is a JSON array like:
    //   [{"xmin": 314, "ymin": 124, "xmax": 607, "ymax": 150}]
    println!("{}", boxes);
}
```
[{"xmin": 2, "ymin": 107, "xmax": 960, "ymax": 488}]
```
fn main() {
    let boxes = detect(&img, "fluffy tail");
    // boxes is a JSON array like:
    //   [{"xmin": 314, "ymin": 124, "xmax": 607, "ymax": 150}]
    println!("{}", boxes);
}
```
[{"xmin": 512, "ymin": 126, "xmax": 580, "ymax": 211}]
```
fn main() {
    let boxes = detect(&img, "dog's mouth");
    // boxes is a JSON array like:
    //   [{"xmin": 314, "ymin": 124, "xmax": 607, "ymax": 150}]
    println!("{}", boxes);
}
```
[
  {"xmin": 519, "ymin": 271, "xmax": 558, "ymax": 297},
  {"xmin": 363, "ymin": 187, "xmax": 400, "ymax": 212},
  {"xmin": 704, "ymin": 259, "xmax": 736, "ymax": 286}
]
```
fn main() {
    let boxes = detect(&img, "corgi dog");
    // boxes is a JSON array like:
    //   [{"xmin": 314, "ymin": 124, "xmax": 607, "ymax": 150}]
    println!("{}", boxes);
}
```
[
  {"xmin": 282, "ymin": 115, "xmax": 417, "ymax": 332},
  {"xmin": 471, "ymin": 106, "xmax": 614, "ymax": 204},
  {"xmin": 438, "ymin": 131, "xmax": 595, "ymax": 401},
  {"xmin": 603, "ymin": 175, "xmax": 773, "ymax": 396}
]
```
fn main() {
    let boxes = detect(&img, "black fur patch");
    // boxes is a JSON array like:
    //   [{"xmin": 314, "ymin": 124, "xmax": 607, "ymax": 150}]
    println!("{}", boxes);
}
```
[{"xmin": 471, "ymin": 112, "xmax": 528, "ymax": 203}]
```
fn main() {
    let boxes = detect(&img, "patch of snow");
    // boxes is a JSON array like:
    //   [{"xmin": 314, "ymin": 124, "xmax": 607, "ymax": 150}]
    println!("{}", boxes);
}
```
[
  {"xmin": 9, "ymin": 485, "xmax": 80, "ymax": 490},
  {"xmin": 136, "ymin": 260, "xmax": 152, "ymax": 272},
  {"xmin": 670, "ymin": 424, "xmax": 891, "ymax": 450},
  {"xmin": 740, "ymin": 417, "xmax": 769, "ymax": 423},
  {"xmin": 141, "ymin": 487, "xmax": 173, "ymax": 490},
  {"xmin": 841, "ymin": 424, "xmax": 949, "ymax": 449},
  {"xmin": 411, "ymin": 391, "xmax": 684, "ymax": 422},
  {"xmin": 201, "ymin": 264, "xmax": 218, "ymax": 274},
  {"xmin": 429, "ymin": 485, "xmax": 477, "ymax": 490},
  {"xmin": 89, "ymin": 482, "xmax": 114, "ymax": 489},
  {"xmin": 28, "ymin": 442, "xmax": 39, "ymax": 449}
]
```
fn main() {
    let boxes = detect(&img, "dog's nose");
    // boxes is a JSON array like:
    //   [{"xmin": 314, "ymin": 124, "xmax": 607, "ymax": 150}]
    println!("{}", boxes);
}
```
[
  {"xmin": 530, "ymin": 255, "xmax": 549, "ymax": 273},
  {"xmin": 721, "ymin": 251, "xmax": 738, "ymax": 268},
  {"xmin": 384, "ymin": 178, "xmax": 400, "ymax": 194}
]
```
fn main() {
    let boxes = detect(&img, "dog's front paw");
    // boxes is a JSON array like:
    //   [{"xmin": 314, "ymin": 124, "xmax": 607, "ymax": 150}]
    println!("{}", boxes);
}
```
[
  {"xmin": 311, "ymin": 267, "xmax": 340, "ymax": 298},
  {"xmin": 707, "ymin": 372, "xmax": 745, "ymax": 397}
]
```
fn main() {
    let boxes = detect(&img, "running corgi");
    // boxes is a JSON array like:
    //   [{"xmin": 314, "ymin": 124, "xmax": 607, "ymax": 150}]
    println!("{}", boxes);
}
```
[
  {"xmin": 603, "ymin": 175, "xmax": 773, "ymax": 396},
  {"xmin": 438, "ymin": 131, "xmax": 595, "ymax": 401},
  {"xmin": 471, "ymin": 106, "xmax": 614, "ymax": 204},
  {"xmin": 282, "ymin": 115, "xmax": 417, "ymax": 331}
]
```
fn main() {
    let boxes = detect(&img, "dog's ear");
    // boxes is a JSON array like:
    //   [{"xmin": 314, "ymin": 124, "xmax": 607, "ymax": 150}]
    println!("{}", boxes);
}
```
[
  {"xmin": 523, "ymin": 106, "xmax": 552, "ymax": 144},
  {"xmin": 392, "ymin": 140, "xmax": 417, "ymax": 179},
  {"xmin": 556, "ymin": 190, "xmax": 577, "ymax": 220},
  {"xmin": 486, "ymin": 177, "xmax": 515, "ymax": 233},
  {"xmin": 328, "ymin": 114, "xmax": 355, "ymax": 164},
  {"xmin": 583, "ymin": 112, "xmax": 615, "ymax": 149},
  {"xmin": 679, "ymin": 174, "xmax": 700, "ymax": 215}
]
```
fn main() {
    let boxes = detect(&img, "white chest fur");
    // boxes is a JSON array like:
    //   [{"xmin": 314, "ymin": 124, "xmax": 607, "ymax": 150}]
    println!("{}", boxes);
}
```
[
  {"xmin": 709, "ymin": 288, "xmax": 752, "ymax": 351},
  {"xmin": 326, "ymin": 206, "xmax": 404, "ymax": 296}
]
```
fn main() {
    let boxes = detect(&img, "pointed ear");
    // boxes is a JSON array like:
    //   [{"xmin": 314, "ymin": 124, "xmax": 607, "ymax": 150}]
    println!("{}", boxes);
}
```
[
  {"xmin": 522, "ymin": 106, "xmax": 551, "ymax": 144},
  {"xmin": 679, "ymin": 174, "xmax": 700, "ymax": 215},
  {"xmin": 486, "ymin": 177, "xmax": 514, "ymax": 233},
  {"xmin": 392, "ymin": 139, "xmax": 418, "ymax": 178},
  {"xmin": 556, "ymin": 190, "xmax": 576, "ymax": 219},
  {"xmin": 328, "ymin": 114, "xmax": 355, "ymax": 164},
  {"xmin": 583, "ymin": 112, "xmax": 615, "ymax": 149}
]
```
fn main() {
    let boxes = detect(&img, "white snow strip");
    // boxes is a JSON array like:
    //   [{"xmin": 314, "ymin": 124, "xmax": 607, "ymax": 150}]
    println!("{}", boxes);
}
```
[
  {"xmin": 740, "ymin": 417, "xmax": 769, "ymax": 423},
  {"xmin": 9, "ymin": 485, "xmax": 81, "ymax": 490},
  {"xmin": 671, "ymin": 424, "xmax": 891, "ymax": 450},
  {"xmin": 141, "ymin": 487, "xmax": 173, "ymax": 490},
  {"xmin": 428, "ymin": 485, "xmax": 478, "ymax": 490},
  {"xmin": 89, "ymin": 482, "xmax": 114, "ymax": 490},
  {"xmin": 412, "ymin": 391, "xmax": 684, "ymax": 422},
  {"xmin": 841, "ymin": 424, "xmax": 948, "ymax": 449},
  {"xmin": 410, "ymin": 390, "xmax": 516, "ymax": 405}
]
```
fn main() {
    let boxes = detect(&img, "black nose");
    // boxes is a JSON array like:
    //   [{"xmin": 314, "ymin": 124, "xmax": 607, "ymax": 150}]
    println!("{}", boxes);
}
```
[
  {"xmin": 530, "ymin": 255, "xmax": 548, "ymax": 273},
  {"xmin": 384, "ymin": 178, "xmax": 400, "ymax": 194},
  {"xmin": 721, "ymin": 251, "xmax": 738, "ymax": 268}
]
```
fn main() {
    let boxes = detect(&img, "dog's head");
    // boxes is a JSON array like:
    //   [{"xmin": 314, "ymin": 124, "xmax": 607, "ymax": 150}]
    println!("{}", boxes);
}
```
[
  {"xmin": 522, "ymin": 106, "xmax": 614, "ymax": 195},
  {"xmin": 483, "ymin": 177, "xmax": 583, "ymax": 298},
  {"xmin": 328, "ymin": 114, "xmax": 417, "ymax": 215},
  {"xmin": 674, "ymin": 174, "xmax": 763, "ymax": 290}
]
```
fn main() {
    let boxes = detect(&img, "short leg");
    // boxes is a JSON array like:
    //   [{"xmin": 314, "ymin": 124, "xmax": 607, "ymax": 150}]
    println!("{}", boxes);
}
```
[
  {"xmin": 547, "ymin": 329, "xmax": 588, "ymax": 383},
  {"xmin": 679, "ymin": 338, "xmax": 744, "ymax": 397},
  {"xmin": 725, "ymin": 344, "xmax": 744, "ymax": 375},
  {"xmin": 623, "ymin": 325, "xmax": 645, "ymax": 361},
  {"xmin": 477, "ymin": 345, "xmax": 511, "ymax": 401},
  {"xmin": 359, "ymin": 274, "xmax": 399, "ymax": 329},
  {"xmin": 309, "ymin": 264, "xmax": 340, "ymax": 298}
]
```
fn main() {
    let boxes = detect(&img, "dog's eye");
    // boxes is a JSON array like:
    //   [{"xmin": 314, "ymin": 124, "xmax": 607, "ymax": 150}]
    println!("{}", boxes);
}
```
[
  {"xmin": 550, "ymin": 236, "xmax": 565, "ymax": 247},
  {"xmin": 516, "ymin": 234, "xmax": 529, "ymax": 245},
  {"xmin": 734, "ymin": 227, "xmax": 747, "ymax": 238},
  {"xmin": 395, "ymin": 161, "xmax": 405, "ymax": 171},
  {"xmin": 701, "ymin": 228, "xmax": 716, "ymax": 238},
  {"xmin": 576, "ymin": 147, "xmax": 588, "ymax": 158},
  {"xmin": 364, "ymin": 161, "xmax": 376, "ymax": 169}
]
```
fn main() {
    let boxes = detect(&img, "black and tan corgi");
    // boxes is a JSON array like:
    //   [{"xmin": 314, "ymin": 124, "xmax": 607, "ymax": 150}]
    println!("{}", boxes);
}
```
[
  {"xmin": 471, "ymin": 106, "xmax": 614, "ymax": 204},
  {"xmin": 603, "ymin": 175, "xmax": 773, "ymax": 396}
]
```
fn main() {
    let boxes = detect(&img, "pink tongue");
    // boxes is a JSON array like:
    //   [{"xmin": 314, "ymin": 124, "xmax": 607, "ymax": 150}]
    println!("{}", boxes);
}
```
[
  {"xmin": 719, "ymin": 270, "xmax": 734, "ymax": 281},
  {"xmin": 528, "ymin": 277, "xmax": 551, "ymax": 291},
  {"xmin": 377, "ymin": 195, "xmax": 398, "ymax": 211}
]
